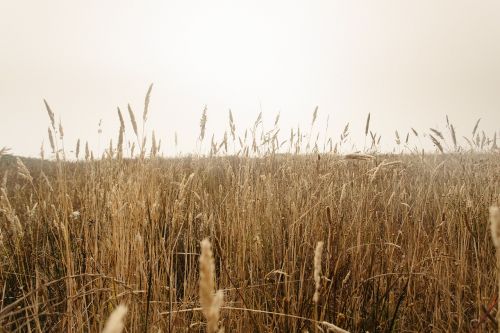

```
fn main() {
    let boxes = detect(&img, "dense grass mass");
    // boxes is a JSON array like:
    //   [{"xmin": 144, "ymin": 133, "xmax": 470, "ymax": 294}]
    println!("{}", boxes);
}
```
[
  {"xmin": 1, "ymin": 90, "xmax": 500, "ymax": 332},
  {"xmin": 0, "ymin": 151, "xmax": 499, "ymax": 332}
]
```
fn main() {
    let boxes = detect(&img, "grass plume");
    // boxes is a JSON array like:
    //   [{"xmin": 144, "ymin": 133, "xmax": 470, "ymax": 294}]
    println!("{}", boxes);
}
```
[{"xmin": 199, "ymin": 238, "xmax": 224, "ymax": 333}]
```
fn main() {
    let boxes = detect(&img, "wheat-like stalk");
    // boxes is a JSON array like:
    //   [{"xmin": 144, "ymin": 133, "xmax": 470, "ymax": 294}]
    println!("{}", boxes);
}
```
[
  {"xmin": 472, "ymin": 118, "xmax": 481, "ymax": 137},
  {"xmin": 85, "ymin": 142, "xmax": 90, "ymax": 161},
  {"xmin": 16, "ymin": 158, "xmax": 32, "ymax": 183},
  {"xmin": 228, "ymin": 110, "xmax": 236, "ymax": 141},
  {"xmin": 199, "ymin": 238, "xmax": 224, "ymax": 333},
  {"xmin": 58, "ymin": 120, "xmax": 64, "ymax": 141},
  {"xmin": 151, "ymin": 131, "xmax": 157, "ymax": 157},
  {"xmin": 75, "ymin": 139, "xmax": 80, "ymax": 159},
  {"xmin": 489, "ymin": 205, "xmax": 500, "ymax": 332},
  {"xmin": 143, "ymin": 83, "xmax": 153, "ymax": 123},
  {"xmin": 200, "ymin": 106, "xmax": 208, "ymax": 142},
  {"xmin": 312, "ymin": 106, "xmax": 318, "ymax": 126},
  {"xmin": 449, "ymin": 124, "xmax": 457, "ymax": 148},
  {"xmin": 429, "ymin": 134, "xmax": 444, "ymax": 153},
  {"xmin": 489, "ymin": 206, "xmax": 500, "ymax": 247},
  {"xmin": 102, "ymin": 304, "xmax": 128, "ymax": 333},
  {"xmin": 43, "ymin": 99, "xmax": 55, "ymax": 129},
  {"xmin": 313, "ymin": 241, "xmax": 324, "ymax": 303},
  {"xmin": 117, "ymin": 107, "xmax": 125, "ymax": 129},
  {"xmin": 365, "ymin": 113, "xmax": 371, "ymax": 136},
  {"xmin": 0, "ymin": 188, "xmax": 24, "ymax": 240},
  {"xmin": 48, "ymin": 128, "xmax": 55, "ymax": 153},
  {"xmin": 117, "ymin": 108, "xmax": 125, "ymax": 159},
  {"xmin": 430, "ymin": 128, "xmax": 444, "ymax": 140},
  {"xmin": 127, "ymin": 104, "xmax": 139, "ymax": 138}
]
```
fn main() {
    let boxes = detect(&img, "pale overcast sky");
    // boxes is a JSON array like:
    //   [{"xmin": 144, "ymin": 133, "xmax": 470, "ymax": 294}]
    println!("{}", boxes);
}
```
[{"xmin": 1, "ymin": 0, "xmax": 499, "ymax": 156}]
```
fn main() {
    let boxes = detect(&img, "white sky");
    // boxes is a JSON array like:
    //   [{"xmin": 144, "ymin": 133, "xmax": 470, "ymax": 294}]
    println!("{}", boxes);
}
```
[{"xmin": 1, "ymin": 0, "xmax": 499, "ymax": 156}]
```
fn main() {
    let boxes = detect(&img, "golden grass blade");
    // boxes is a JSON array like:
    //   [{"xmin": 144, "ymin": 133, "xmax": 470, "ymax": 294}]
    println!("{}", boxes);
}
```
[
  {"xmin": 43, "ymin": 99, "xmax": 55, "ymax": 129},
  {"xmin": 127, "ymin": 104, "xmax": 138, "ymax": 138},
  {"xmin": 143, "ymin": 83, "xmax": 153, "ymax": 122},
  {"xmin": 429, "ymin": 134, "xmax": 444, "ymax": 153}
]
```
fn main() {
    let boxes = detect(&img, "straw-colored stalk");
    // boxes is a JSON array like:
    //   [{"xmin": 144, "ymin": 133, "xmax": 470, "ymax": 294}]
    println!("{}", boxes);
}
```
[
  {"xmin": 85, "ymin": 142, "xmax": 90, "ymax": 161},
  {"xmin": 313, "ymin": 241, "xmax": 324, "ymax": 303},
  {"xmin": 143, "ymin": 83, "xmax": 153, "ymax": 122},
  {"xmin": 199, "ymin": 238, "xmax": 224, "ymax": 333},
  {"xmin": 365, "ymin": 112, "xmax": 371, "ymax": 136},
  {"xmin": 0, "ymin": 188, "xmax": 24, "ymax": 240},
  {"xmin": 75, "ymin": 139, "xmax": 80, "ymax": 159},
  {"xmin": 48, "ymin": 128, "xmax": 55, "ymax": 153},
  {"xmin": 199, "ymin": 106, "xmax": 208, "ymax": 142},
  {"xmin": 58, "ymin": 120, "xmax": 64, "ymax": 140},
  {"xmin": 490, "ymin": 205, "xmax": 500, "ymax": 332},
  {"xmin": 127, "ymin": 104, "xmax": 139, "ymax": 138},
  {"xmin": 43, "ymin": 99, "xmax": 55, "ymax": 129},
  {"xmin": 16, "ymin": 158, "xmax": 32, "ymax": 183}
]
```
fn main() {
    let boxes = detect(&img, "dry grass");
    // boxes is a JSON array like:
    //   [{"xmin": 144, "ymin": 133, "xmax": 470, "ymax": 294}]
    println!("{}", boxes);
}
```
[
  {"xmin": 199, "ymin": 238, "xmax": 224, "ymax": 333},
  {"xmin": 0, "ymin": 91, "xmax": 499, "ymax": 332},
  {"xmin": 490, "ymin": 205, "xmax": 500, "ymax": 333},
  {"xmin": 313, "ymin": 241, "xmax": 324, "ymax": 304}
]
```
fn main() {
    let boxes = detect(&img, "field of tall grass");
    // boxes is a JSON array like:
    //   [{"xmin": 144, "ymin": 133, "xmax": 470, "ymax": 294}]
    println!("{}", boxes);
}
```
[{"xmin": 0, "ymin": 87, "xmax": 499, "ymax": 332}]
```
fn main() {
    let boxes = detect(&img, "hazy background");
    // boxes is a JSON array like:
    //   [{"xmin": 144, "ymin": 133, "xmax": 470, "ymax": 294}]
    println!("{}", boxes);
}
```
[{"xmin": 1, "ymin": 0, "xmax": 499, "ymax": 156}]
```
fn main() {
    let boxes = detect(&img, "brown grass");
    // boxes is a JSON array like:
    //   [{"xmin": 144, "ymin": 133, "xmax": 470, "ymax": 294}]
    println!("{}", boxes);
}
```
[{"xmin": 0, "ymin": 91, "xmax": 499, "ymax": 332}]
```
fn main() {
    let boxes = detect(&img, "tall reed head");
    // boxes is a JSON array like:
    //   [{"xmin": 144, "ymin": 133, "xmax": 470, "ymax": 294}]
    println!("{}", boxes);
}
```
[
  {"xmin": 490, "ymin": 206, "xmax": 500, "ymax": 248},
  {"xmin": 199, "ymin": 238, "xmax": 224, "ymax": 333}
]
